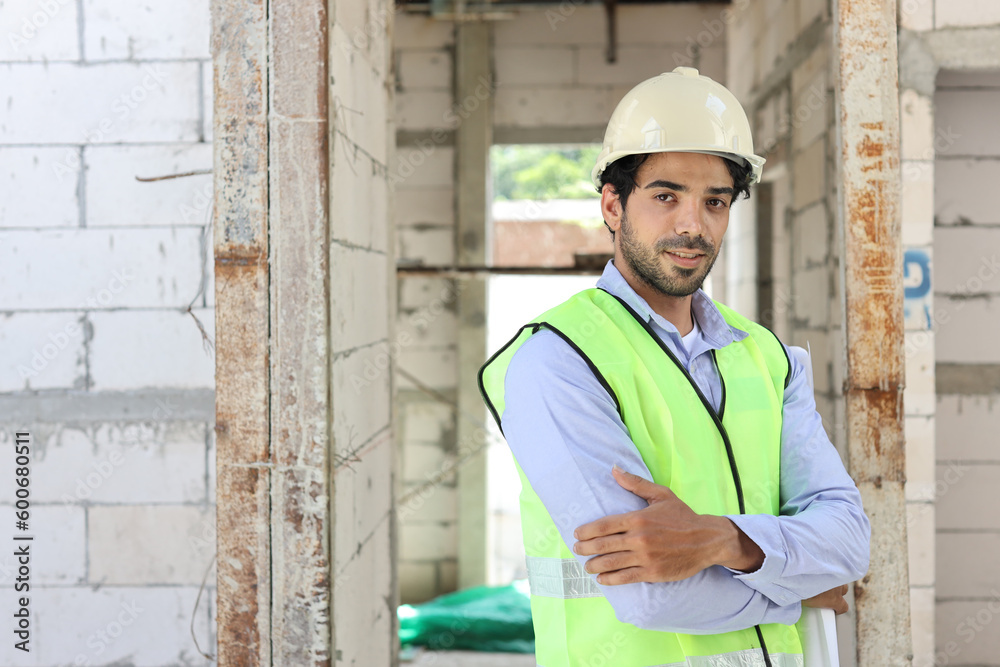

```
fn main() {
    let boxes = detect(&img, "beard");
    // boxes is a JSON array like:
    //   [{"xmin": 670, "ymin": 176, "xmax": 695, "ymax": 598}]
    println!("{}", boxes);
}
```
[{"xmin": 618, "ymin": 209, "xmax": 719, "ymax": 298}]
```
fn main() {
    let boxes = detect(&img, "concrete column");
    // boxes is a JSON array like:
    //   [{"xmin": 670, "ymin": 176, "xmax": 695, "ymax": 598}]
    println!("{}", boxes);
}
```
[
  {"xmin": 212, "ymin": 0, "xmax": 335, "ymax": 663},
  {"xmin": 833, "ymin": 1, "xmax": 913, "ymax": 665},
  {"xmin": 455, "ymin": 20, "xmax": 493, "ymax": 589}
]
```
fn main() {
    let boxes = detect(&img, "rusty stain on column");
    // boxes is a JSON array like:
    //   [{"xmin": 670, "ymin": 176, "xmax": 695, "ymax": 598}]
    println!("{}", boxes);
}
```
[
  {"xmin": 834, "ymin": 0, "xmax": 912, "ymax": 665},
  {"xmin": 212, "ymin": 0, "xmax": 271, "ymax": 664},
  {"xmin": 213, "ymin": 0, "xmax": 333, "ymax": 663}
]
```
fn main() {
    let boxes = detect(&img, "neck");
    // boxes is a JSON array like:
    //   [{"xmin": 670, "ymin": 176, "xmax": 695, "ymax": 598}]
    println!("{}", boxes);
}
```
[{"xmin": 612, "ymin": 259, "xmax": 696, "ymax": 335}]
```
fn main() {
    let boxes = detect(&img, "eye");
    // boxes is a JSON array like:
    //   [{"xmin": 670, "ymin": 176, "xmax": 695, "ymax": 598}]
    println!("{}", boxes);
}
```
[
  {"xmin": 654, "ymin": 193, "xmax": 676, "ymax": 202},
  {"xmin": 707, "ymin": 198, "xmax": 729, "ymax": 209}
]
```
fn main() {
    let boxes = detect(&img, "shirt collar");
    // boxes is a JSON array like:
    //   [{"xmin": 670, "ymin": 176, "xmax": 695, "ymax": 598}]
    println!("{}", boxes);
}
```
[{"xmin": 594, "ymin": 259, "xmax": 748, "ymax": 349}]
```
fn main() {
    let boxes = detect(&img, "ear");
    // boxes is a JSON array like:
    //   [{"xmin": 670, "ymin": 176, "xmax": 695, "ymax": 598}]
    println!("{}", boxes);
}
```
[{"xmin": 600, "ymin": 183, "xmax": 623, "ymax": 234}]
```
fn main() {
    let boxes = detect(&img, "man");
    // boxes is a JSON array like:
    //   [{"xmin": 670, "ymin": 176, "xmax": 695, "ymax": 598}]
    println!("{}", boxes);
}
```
[{"xmin": 478, "ymin": 67, "xmax": 870, "ymax": 667}]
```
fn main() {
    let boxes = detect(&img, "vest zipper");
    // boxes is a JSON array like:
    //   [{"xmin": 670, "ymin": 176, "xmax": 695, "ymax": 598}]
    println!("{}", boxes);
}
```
[{"xmin": 599, "ymin": 290, "xmax": 773, "ymax": 667}]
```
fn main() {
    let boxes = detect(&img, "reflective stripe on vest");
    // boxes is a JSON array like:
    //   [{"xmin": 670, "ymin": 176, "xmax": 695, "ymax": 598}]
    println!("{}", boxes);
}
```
[
  {"xmin": 539, "ymin": 650, "xmax": 803, "ymax": 667},
  {"xmin": 479, "ymin": 289, "xmax": 802, "ymax": 667}
]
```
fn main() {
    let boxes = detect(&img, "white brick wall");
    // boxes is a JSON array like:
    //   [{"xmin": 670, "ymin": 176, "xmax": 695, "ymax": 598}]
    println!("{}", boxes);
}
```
[
  {"xmin": 0, "ymin": 147, "xmax": 80, "ymax": 227},
  {"xmin": 82, "ymin": 0, "xmax": 210, "ymax": 60}
]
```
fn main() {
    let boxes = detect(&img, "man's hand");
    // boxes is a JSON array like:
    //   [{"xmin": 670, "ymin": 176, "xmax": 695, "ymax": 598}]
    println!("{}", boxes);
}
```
[
  {"xmin": 572, "ymin": 466, "xmax": 765, "ymax": 585},
  {"xmin": 802, "ymin": 585, "xmax": 850, "ymax": 615}
]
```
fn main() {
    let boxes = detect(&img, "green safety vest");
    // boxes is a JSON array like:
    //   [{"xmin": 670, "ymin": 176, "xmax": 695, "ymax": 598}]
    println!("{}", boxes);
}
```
[{"xmin": 478, "ymin": 288, "xmax": 805, "ymax": 667}]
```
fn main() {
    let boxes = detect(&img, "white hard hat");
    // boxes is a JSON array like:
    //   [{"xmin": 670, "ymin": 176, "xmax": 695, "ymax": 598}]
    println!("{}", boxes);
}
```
[{"xmin": 591, "ymin": 67, "xmax": 765, "ymax": 188}]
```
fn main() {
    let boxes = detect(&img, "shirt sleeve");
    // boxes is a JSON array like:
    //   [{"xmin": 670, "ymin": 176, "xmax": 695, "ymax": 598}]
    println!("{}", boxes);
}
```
[
  {"xmin": 501, "ymin": 330, "xmax": 803, "ymax": 634},
  {"xmin": 723, "ymin": 345, "xmax": 872, "ymax": 606}
]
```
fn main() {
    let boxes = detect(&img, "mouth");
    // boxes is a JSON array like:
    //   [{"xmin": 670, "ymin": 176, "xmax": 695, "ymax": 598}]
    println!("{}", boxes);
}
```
[{"xmin": 663, "ymin": 249, "xmax": 705, "ymax": 268}]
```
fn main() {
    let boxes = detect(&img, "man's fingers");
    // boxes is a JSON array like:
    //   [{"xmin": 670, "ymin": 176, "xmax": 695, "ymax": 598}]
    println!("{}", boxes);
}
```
[
  {"xmin": 594, "ymin": 566, "xmax": 645, "ymax": 587},
  {"xmin": 574, "ymin": 513, "xmax": 629, "ymax": 541},
  {"xmin": 573, "ymin": 534, "xmax": 626, "ymax": 557},
  {"xmin": 582, "ymin": 552, "xmax": 636, "ymax": 576},
  {"xmin": 612, "ymin": 465, "xmax": 673, "ymax": 502}
]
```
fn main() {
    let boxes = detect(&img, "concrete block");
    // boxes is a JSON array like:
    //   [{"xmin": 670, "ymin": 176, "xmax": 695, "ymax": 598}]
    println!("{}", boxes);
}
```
[
  {"xmin": 401, "ymin": 399, "xmax": 456, "ymax": 446},
  {"xmin": 934, "ymin": 227, "xmax": 1000, "ymax": 294},
  {"xmin": 330, "ymin": 30, "xmax": 390, "ymax": 162},
  {"xmin": 83, "ymin": 0, "xmax": 210, "ymax": 60},
  {"xmin": 797, "ymin": 0, "xmax": 826, "ymax": 30},
  {"xmin": 89, "ymin": 505, "xmax": 215, "ymax": 584},
  {"xmin": 791, "ymin": 75, "xmax": 829, "ymax": 149},
  {"xmin": 698, "ymin": 46, "xmax": 726, "ymax": 84},
  {"xmin": 937, "ymin": 532, "xmax": 1000, "ymax": 598},
  {"xmin": 399, "ymin": 275, "xmax": 459, "ymax": 310},
  {"xmin": 395, "ymin": 89, "xmax": 454, "ymax": 132},
  {"xmin": 909, "ymin": 586, "xmax": 934, "ymax": 667},
  {"xmin": 399, "ymin": 483, "xmax": 457, "ymax": 524},
  {"xmin": 402, "ymin": 442, "xmax": 448, "ymax": 483},
  {"xmin": 438, "ymin": 559, "xmax": 458, "ymax": 592},
  {"xmin": 575, "ymin": 45, "xmax": 693, "ymax": 86},
  {"xmin": 399, "ymin": 560, "xmax": 437, "ymax": 603},
  {"xmin": 901, "ymin": 160, "xmax": 934, "ymax": 246},
  {"xmin": 905, "ymin": 415, "xmax": 936, "ymax": 501},
  {"xmin": 0, "ymin": 147, "xmax": 79, "ymax": 228},
  {"xmin": 333, "ymin": 437, "xmax": 393, "ymax": 567},
  {"xmin": 395, "ymin": 186, "xmax": 454, "ymax": 228},
  {"xmin": 906, "ymin": 502, "xmax": 935, "ymax": 587},
  {"xmin": 899, "ymin": 0, "xmax": 933, "ymax": 31},
  {"xmin": 905, "ymin": 332, "xmax": 935, "ymax": 416},
  {"xmin": 900, "ymin": 89, "xmax": 934, "ymax": 161},
  {"xmin": 935, "ymin": 0, "xmax": 1000, "ymax": 28},
  {"xmin": 0, "ymin": 311, "xmax": 86, "ymax": 391},
  {"xmin": 397, "ymin": 347, "xmax": 457, "ymax": 391},
  {"xmin": 391, "ymin": 144, "xmax": 454, "ymax": 190},
  {"xmin": 792, "ymin": 201, "xmax": 828, "ymax": 270},
  {"xmin": 934, "ymin": 296, "xmax": 1000, "ymax": 363},
  {"xmin": 937, "ymin": 70, "xmax": 1000, "ymax": 88},
  {"xmin": 936, "ymin": 600, "xmax": 1000, "ymax": 664},
  {"xmin": 202, "ymin": 61, "xmax": 212, "ymax": 143},
  {"xmin": 330, "ymin": 244, "xmax": 389, "ymax": 355},
  {"xmin": 395, "ymin": 14, "xmax": 454, "ymax": 49},
  {"xmin": 792, "ymin": 137, "xmax": 825, "ymax": 210},
  {"xmin": 0, "ymin": 228, "xmax": 204, "ymax": 310},
  {"xmin": 85, "ymin": 144, "xmax": 213, "ymax": 227},
  {"xmin": 399, "ymin": 521, "xmax": 457, "ymax": 561},
  {"xmin": 495, "ymin": 46, "xmax": 574, "ymax": 86},
  {"xmin": 495, "ymin": 85, "xmax": 616, "ymax": 129},
  {"xmin": 0, "ymin": 586, "xmax": 210, "ymax": 666},
  {"xmin": 398, "ymin": 49, "xmax": 452, "ymax": 89},
  {"xmin": 618, "ymin": 3, "xmax": 732, "ymax": 48},
  {"xmin": 331, "ymin": 345, "xmax": 392, "ymax": 459},
  {"xmin": 0, "ymin": 422, "xmax": 207, "ymax": 503},
  {"xmin": 89, "ymin": 308, "xmax": 215, "ymax": 389},
  {"xmin": 791, "ymin": 266, "xmax": 829, "ymax": 327},
  {"xmin": 0, "ymin": 504, "xmax": 85, "ymax": 585},
  {"xmin": 0, "ymin": 62, "xmax": 201, "ymax": 144},
  {"xmin": 936, "ymin": 89, "xmax": 1000, "ymax": 158},
  {"xmin": 333, "ymin": 530, "xmax": 393, "ymax": 667},
  {"xmin": 397, "ymin": 226, "xmax": 455, "ymax": 266},
  {"xmin": 0, "ymin": 0, "xmax": 79, "ymax": 61},
  {"xmin": 398, "ymin": 302, "xmax": 459, "ymax": 349},
  {"xmin": 494, "ymin": 5, "xmax": 604, "ymax": 47},
  {"xmin": 935, "ymin": 158, "xmax": 1000, "ymax": 226},
  {"xmin": 936, "ymin": 463, "xmax": 1000, "ymax": 530},
  {"xmin": 936, "ymin": 395, "xmax": 1000, "ymax": 461}
]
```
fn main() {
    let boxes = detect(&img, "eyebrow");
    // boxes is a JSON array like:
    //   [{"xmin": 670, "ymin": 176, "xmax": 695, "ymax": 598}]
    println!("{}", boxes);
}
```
[{"xmin": 643, "ymin": 179, "xmax": 735, "ymax": 197}]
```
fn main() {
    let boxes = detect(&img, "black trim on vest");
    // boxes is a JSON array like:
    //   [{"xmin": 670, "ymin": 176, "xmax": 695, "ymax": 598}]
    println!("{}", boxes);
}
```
[
  {"xmin": 758, "ymin": 323, "xmax": 792, "ymax": 390},
  {"xmin": 599, "ymin": 289, "xmax": 776, "ymax": 667},
  {"xmin": 711, "ymin": 349, "xmax": 727, "ymax": 423},
  {"xmin": 477, "ymin": 321, "xmax": 624, "ymax": 438}
]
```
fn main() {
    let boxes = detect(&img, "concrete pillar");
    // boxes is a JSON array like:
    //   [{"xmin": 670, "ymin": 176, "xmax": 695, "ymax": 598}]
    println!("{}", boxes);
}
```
[
  {"xmin": 213, "ymin": 0, "xmax": 396, "ymax": 663},
  {"xmin": 833, "ymin": 1, "xmax": 913, "ymax": 664},
  {"xmin": 455, "ymin": 20, "xmax": 493, "ymax": 589}
]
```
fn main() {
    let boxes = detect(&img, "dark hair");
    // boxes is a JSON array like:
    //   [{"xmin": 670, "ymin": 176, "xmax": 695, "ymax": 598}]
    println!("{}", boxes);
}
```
[{"xmin": 596, "ymin": 153, "xmax": 754, "ymax": 239}]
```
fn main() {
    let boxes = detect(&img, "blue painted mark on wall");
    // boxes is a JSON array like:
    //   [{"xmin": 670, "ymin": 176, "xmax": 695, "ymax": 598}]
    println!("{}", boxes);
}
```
[{"xmin": 903, "ymin": 248, "xmax": 932, "ymax": 330}]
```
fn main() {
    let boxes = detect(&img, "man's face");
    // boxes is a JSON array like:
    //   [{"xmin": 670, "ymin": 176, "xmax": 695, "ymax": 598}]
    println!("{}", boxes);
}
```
[{"xmin": 603, "ymin": 152, "xmax": 735, "ymax": 298}]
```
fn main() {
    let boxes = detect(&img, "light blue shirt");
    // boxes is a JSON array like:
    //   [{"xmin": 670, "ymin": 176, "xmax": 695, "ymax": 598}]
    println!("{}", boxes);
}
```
[{"xmin": 501, "ymin": 261, "xmax": 871, "ymax": 634}]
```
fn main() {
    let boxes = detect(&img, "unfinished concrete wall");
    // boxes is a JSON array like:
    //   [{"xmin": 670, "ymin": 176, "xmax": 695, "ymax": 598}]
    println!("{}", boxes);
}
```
[
  {"xmin": 931, "ymin": 69, "xmax": 1000, "ymax": 666},
  {"xmin": 394, "ymin": 2, "xmax": 733, "ymax": 603},
  {"xmin": 0, "ymin": 1, "xmax": 216, "ymax": 664},
  {"xmin": 898, "ymin": 3, "xmax": 1000, "ymax": 663}
]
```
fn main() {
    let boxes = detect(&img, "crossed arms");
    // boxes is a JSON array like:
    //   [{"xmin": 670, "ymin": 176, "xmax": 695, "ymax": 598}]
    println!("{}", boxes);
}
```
[{"xmin": 501, "ymin": 331, "xmax": 871, "ymax": 634}]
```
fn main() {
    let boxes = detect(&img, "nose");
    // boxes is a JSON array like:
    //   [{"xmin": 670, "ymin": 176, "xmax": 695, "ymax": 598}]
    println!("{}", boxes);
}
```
[{"xmin": 673, "ymin": 196, "xmax": 705, "ymax": 238}]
